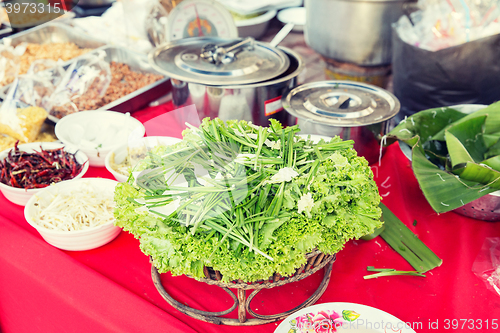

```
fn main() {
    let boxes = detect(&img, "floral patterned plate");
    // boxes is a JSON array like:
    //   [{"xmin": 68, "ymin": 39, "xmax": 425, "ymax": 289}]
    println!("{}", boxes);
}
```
[{"xmin": 274, "ymin": 302, "xmax": 416, "ymax": 333}]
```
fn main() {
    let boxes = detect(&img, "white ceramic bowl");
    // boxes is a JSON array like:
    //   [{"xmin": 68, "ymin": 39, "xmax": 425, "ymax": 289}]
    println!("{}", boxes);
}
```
[
  {"xmin": 277, "ymin": 7, "xmax": 306, "ymax": 32},
  {"xmin": 0, "ymin": 142, "xmax": 89, "ymax": 206},
  {"xmin": 54, "ymin": 110, "xmax": 146, "ymax": 167},
  {"xmin": 236, "ymin": 10, "xmax": 277, "ymax": 39},
  {"xmin": 105, "ymin": 136, "xmax": 182, "ymax": 182},
  {"xmin": 24, "ymin": 178, "xmax": 121, "ymax": 251}
]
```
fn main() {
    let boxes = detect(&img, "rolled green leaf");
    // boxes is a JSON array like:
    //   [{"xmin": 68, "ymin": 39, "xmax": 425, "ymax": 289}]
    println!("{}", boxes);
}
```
[
  {"xmin": 485, "ymin": 137, "xmax": 500, "ymax": 158},
  {"xmin": 433, "ymin": 101, "xmax": 500, "ymax": 141},
  {"xmin": 411, "ymin": 143, "xmax": 497, "ymax": 212},
  {"xmin": 452, "ymin": 162, "xmax": 500, "ymax": 190},
  {"xmin": 482, "ymin": 155, "xmax": 500, "ymax": 172},
  {"xmin": 445, "ymin": 115, "xmax": 487, "ymax": 163},
  {"xmin": 387, "ymin": 106, "xmax": 468, "ymax": 145},
  {"xmin": 445, "ymin": 131, "xmax": 474, "ymax": 168}
]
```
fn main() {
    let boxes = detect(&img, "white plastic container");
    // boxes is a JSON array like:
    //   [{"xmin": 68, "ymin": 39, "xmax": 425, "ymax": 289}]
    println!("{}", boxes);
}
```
[
  {"xmin": 24, "ymin": 178, "xmax": 121, "ymax": 251},
  {"xmin": 105, "ymin": 136, "xmax": 182, "ymax": 182},
  {"xmin": 55, "ymin": 110, "xmax": 146, "ymax": 167},
  {"xmin": 0, "ymin": 142, "xmax": 89, "ymax": 206}
]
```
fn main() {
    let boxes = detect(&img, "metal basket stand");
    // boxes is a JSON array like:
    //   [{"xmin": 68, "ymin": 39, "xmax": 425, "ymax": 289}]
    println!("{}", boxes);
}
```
[{"xmin": 151, "ymin": 251, "xmax": 336, "ymax": 326}]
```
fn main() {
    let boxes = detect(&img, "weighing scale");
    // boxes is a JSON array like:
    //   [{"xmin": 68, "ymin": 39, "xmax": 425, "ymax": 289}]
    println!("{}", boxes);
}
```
[{"xmin": 166, "ymin": 0, "xmax": 238, "ymax": 41}]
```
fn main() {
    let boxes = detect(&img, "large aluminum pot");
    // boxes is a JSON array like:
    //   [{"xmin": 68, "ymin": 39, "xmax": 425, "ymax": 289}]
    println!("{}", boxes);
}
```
[
  {"xmin": 283, "ymin": 81, "xmax": 400, "ymax": 164},
  {"xmin": 304, "ymin": 0, "xmax": 415, "ymax": 66},
  {"xmin": 149, "ymin": 37, "xmax": 304, "ymax": 126}
]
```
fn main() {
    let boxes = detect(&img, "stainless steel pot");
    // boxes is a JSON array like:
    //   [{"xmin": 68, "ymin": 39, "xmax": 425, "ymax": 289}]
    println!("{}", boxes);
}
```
[
  {"xmin": 304, "ymin": 0, "xmax": 415, "ymax": 66},
  {"xmin": 283, "ymin": 81, "xmax": 400, "ymax": 164},
  {"xmin": 149, "ymin": 37, "xmax": 304, "ymax": 126}
]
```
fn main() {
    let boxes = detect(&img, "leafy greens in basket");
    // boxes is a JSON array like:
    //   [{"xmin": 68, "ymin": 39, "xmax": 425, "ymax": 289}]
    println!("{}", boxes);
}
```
[
  {"xmin": 387, "ymin": 102, "xmax": 500, "ymax": 213},
  {"xmin": 114, "ymin": 118, "xmax": 382, "ymax": 282}
]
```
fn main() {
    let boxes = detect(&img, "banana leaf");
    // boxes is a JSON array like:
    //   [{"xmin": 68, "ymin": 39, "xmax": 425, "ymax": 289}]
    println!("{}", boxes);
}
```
[
  {"xmin": 452, "ymin": 162, "xmax": 500, "ymax": 190},
  {"xmin": 411, "ymin": 142, "xmax": 497, "ymax": 213},
  {"xmin": 485, "ymin": 138, "xmax": 500, "ymax": 159},
  {"xmin": 387, "ymin": 106, "xmax": 468, "ymax": 146},
  {"xmin": 445, "ymin": 132, "xmax": 473, "ymax": 168},
  {"xmin": 445, "ymin": 115, "xmax": 487, "ymax": 163},
  {"xmin": 482, "ymin": 155, "xmax": 500, "ymax": 172},
  {"xmin": 484, "ymin": 134, "xmax": 500, "ymax": 150},
  {"xmin": 432, "ymin": 101, "xmax": 500, "ymax": 141}
]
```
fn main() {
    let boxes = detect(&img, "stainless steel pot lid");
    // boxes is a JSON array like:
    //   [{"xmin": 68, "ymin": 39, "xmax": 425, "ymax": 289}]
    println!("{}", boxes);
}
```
[
  {"xmin": 149, "ymin": 37, "xmax": 290, "ymax": 86},
  {"xmin": 282, "ymin": 81, "xmax": 400, "ymax": 126}
]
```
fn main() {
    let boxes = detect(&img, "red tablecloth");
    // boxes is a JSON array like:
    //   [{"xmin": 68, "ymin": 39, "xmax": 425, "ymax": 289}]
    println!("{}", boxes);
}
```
[{"xmin": 1, "ymin": 105, "xmax": 500, "ymax": 333}]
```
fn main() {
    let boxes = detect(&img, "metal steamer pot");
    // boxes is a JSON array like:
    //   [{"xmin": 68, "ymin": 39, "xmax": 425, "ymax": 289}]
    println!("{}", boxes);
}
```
[
  {"xmin": 282, "ymin": 81, "xmax": 401, "ymax": 165},
  {"xmin": 304, "ymin": 0, "xmax": 415, "ymax": 66},
  {"xmin": 149, "ymin": 37, "xmax": 304, "ymax": 126}
]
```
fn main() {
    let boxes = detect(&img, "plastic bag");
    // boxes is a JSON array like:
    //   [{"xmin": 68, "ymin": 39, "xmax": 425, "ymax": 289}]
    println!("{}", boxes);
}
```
[
  {"xmin": 0, "ymin": 77, "xmax": 48, "ymax": 143},
  {"xmin": 122, "ymin": 0, "xmax": 162, "ymax": 50},
  {"xmin": 395, "ymin": 0, "xmax": 500, "ymax": 51},
  {"xmin": 0, "ymin": 44, "xmax": 23, "ymax": 87},
  {"xmin": 472, "ymin": 237, "xmax": 500, "ymax": 296},
  {"xmin": 49, "ymin": 50, "xmax": 112, "ymax": 119},
  {"xmin": 144, "ymin": 0, "xmax": 169, "ymax": 47},
  {"xmin": 391, "ymin": 30, "xmax": 500, "ymax": 119}
]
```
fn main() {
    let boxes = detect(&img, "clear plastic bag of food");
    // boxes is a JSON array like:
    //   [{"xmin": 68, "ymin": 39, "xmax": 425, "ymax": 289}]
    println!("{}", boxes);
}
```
[
  {"xmin": 395, "ymin": 0, "xmax": 500, "ymax": 51},
  {"xmin": 0, "ymin": 43, "xmax": 23, "ymax": 87},
  {"xmin": 49, "ymin": 50, "xmax": 112, "ymax": 119},
  {"xmin": 27, "ymin": 59, "xmax": 66, "ymax": 87},
  {"xmin": 472, "ymin": 237, "xmax": 500, "ymax": 296},
  {"xmin": 0, "ymin": 77, "xmax": 48, "ymax": 143}
]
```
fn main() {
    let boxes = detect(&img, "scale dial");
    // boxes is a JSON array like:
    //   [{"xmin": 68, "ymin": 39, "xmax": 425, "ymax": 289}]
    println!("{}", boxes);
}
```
[{"xmin": 167, "ymin": 0, "xmax": 238, "ymax": 41}]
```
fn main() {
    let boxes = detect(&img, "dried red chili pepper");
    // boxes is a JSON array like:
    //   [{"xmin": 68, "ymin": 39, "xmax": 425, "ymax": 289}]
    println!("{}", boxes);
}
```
[{"xmin": 0, "ymin": 142, "xmax": 86, "ymax": 189}]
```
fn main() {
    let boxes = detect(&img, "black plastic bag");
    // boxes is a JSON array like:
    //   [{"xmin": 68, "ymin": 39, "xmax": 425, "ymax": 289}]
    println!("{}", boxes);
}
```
[{"xmin": 392, "ymin": 29, "xmax": 500, "ymax": 120}]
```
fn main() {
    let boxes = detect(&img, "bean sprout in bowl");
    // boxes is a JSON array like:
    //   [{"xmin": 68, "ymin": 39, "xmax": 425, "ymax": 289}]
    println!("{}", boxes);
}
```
[
  {"xmin": 24, "ymin": 178, "xmax": 121, "ymax": 251},
  {"xmin": 105, "ymin": 136, "xmax": 182, "ymax": 182},
  {"xmin": 54, "ymin": 110, "xmax": 146, "ymax": 167},
  {"xmin": 0, "ymin": 142, "xmax": 89, "ymax": 206}
]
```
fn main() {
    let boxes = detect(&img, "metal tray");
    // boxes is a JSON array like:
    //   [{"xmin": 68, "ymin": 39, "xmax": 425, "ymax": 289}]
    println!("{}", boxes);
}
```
[
  {"xmin": 0, "ymin": 23, "xmax": 12, "ymax": 38},
  {"xmin": 0, "ymin": 45, "xmax": 172, "ymax": 122},
  {"xmin": 91, "ymin": 45, "xmax": 171, "ymax": 114},
  {"xmin": 2, "ymin": 21, "xmax": 105, "ymax": 48}
]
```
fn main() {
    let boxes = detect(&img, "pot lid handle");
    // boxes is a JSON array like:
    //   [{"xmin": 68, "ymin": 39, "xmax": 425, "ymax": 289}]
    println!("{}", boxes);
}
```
[{"xmin": 200, "ymin": 37, "xmax": 255, "ymax": 66}]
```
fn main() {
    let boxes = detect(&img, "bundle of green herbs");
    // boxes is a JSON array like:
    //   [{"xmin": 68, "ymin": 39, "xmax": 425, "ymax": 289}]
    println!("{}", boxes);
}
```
[
  {"xmin": 114, "ymin": 118, "xmax": 382, "ymax": 282},
  {"xmin": 387, "ymin": 102, "xmax": 500, "ymax": 213}
]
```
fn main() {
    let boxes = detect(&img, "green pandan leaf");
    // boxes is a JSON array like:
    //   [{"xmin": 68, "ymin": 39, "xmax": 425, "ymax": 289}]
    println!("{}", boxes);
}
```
[
  {"xmin": 433, "ymin": 102, "xmax": 500, "ymax": 141},
  {"xmin": 445, "ymin": 131, "xmax": 473, "ymax": 168},
  {"xmin": 445, "ymin": 114, "xmax": 487, "ymax": 163},
  {"xmin": 411, "ymin": 143, "xmax": 497, "ymax": 213},
  {"xmin": 387, "ymin": 106, "xmax": 468, "ymax": 146},
  {"xmin": 452, "ymin": 162, "xmax": 500, "ymax": 189}
]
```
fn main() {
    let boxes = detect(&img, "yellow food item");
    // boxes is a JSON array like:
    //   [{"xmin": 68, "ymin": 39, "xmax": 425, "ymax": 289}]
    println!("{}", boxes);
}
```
[
  {"xmin": 0, "ymin": 128, "xmax": 57, "ymax": 152},
  {"xmin": 1, "ymin": 43, "xmax": 93, "ymax": 86},
  {"xmin": 109, "ymin": 146, "xmax": 149, "ymax": 176},
  {"xmin": 19, "ymin": 43, "xmax": 93, "ymax": 77},
  {"xmin": 0, "ymin": 106, "xmax": 48, "ymax": 142}
]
